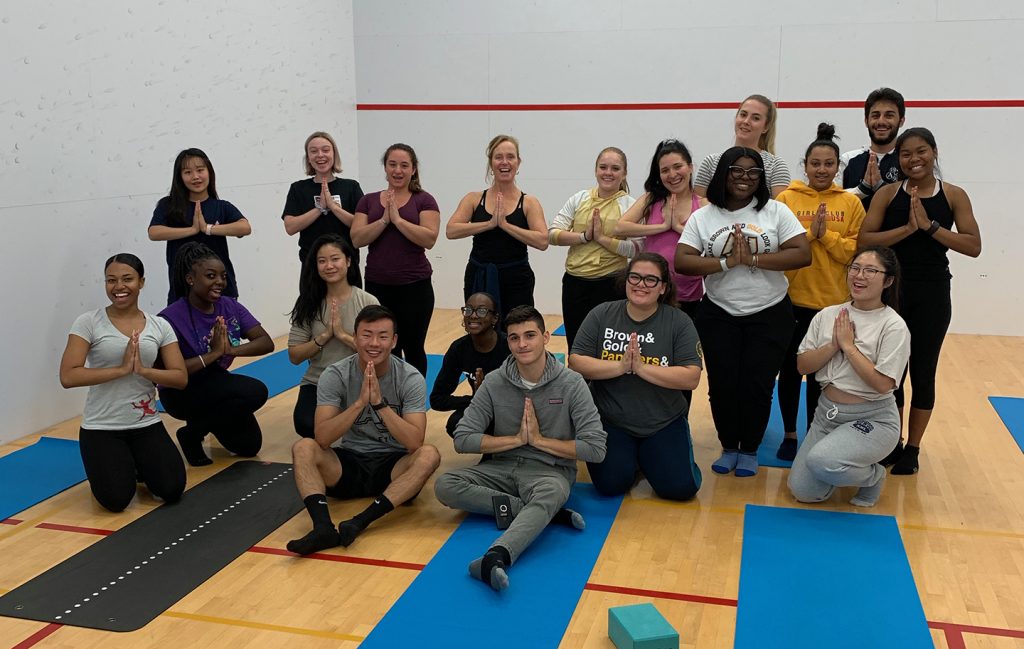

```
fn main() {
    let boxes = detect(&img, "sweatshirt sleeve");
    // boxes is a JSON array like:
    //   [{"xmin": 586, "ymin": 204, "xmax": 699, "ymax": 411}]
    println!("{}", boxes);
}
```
[
  {"xmin": 451, "ymin": 377, "xmax": 496, "ymax": 454},
  {"xmin": 567, "ymin": 374, "xmax": 606, "ymax": 463},
  {"xmin": 428, "ymin": 344, "xmax": 471, "ymax": 412}
]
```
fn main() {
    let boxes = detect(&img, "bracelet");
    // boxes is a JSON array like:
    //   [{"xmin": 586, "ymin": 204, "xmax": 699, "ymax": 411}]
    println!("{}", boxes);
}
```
[
  {"xmin": 206, "ymin": 224, "xmax": 213, "ymax": 236},
  {"xmin": 313, "ymin": 337, "xmax": 324, "ymax": 351},
  {"xmin": 857, "ymin": 180, "xmax": 874, "ymax": 195},
  {"xmin": 719, "ymin": 257, "xmax": 729, "ymax": 273},
  {"xmin": 750, "ymin": 254, "xmax": 759, "ymax": 272},
  {"xmin": 926, "ymin": 220, "xmax": 940, "ymax": 236},
  {"xmin": 198, "ymin": 354, "xmax": 206, "ymax": 368},
  {"xmin": 580, "ymin": 230, "xmax": 589, "ymax": 243}
]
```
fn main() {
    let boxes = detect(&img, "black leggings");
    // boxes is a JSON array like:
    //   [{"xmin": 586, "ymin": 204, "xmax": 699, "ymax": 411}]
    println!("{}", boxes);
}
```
[
  {"xmin": 159, "ymin": 364, "xmax": 268, "ymax": 456},
  {"xmin": 588, "ymin": 416, "xmax": 701, "ymax": 501},
  {"xmin": 79, "ymin": 422, "xmax": 186, "ymax": 512},
  {"xmin": 293, "ymin": 383, "xmax": 317, "ymax": 438},
  {"xmin": 463, "ymin": 259, "xmax": 536, "ymax": 327},
  {"xmin": 695, "ymin": 296, "xmax": 794, "ymax": 452},
  {"xmin": 366, "ymin": 278, "xmax": 434, "ymax": 377},
  {"xmin": 895, "ymin": 278, "xmax": 951, "ymax": 410},
  {"xmin": 560, "ymin": 272, "xmax": 624, "ymax": 351},
  {"xmin": 777, "ymin": 305, "xmax": 822, "ymax": 434}
]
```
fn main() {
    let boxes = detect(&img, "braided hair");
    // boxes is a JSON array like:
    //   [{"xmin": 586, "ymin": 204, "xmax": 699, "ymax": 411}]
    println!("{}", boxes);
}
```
[
  {"xmin": 170, "ymin": 242, "xmax": 222, "ymax": 300},
  {"xmin": 290, "ymin": 234, "xmax": 354, "ymax": 328}
]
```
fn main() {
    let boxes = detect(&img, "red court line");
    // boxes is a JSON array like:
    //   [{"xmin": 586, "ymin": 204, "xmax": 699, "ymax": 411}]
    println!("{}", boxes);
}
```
[
  {"xmin": 10, "ymin": 622, "xmax": 62, "ymax": 649},
  {"xmin": 1, "ymin": 518, "xmax": 22, "ymax": 526},
  {"xmin": 248, "ymin": 545, "xmax": 426, "ymax": 572},
  {"xmin": 35, "ymin": 522, "xmax": 112, "ymax": 536},
  {"xmin": 929, "ymin": 620, "xmax": 1024, "ymax": 641},
  {"xmin": 357, "ymin": 99, "xmax": 1024, "ymax": 112},
  {"xmin": 584, "ymin": 582, "xmax": 738, "ymax": 608}
]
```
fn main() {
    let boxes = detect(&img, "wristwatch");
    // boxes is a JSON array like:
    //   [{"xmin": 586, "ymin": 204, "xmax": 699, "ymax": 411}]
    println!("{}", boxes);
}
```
[
  {"xmin": 926, "ymin": 220, "xmax": 941, "ymax": 236},
  {"xmin": 371, "ymin": 399, "xmax": 388, "ymax": 411}
]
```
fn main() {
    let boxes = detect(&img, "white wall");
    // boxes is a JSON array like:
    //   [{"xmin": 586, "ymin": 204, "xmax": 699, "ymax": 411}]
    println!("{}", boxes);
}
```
[
  {"xmin": 0, "ymin": 0, "xmax": 360, "ymax": 444},
  {"xmin": 353, "ymin": 0, "xmax": 1019, "ymax": 336}
]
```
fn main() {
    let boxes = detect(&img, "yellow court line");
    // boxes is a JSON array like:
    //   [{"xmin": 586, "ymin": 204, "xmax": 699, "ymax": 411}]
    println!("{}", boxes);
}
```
[
  {"xmin": 162, "ymin": 610, "xmax": 365, "ymax": 642},
  {"xmin": 0, "ymin": 504, "xmax": 72, "ymax": 543}
]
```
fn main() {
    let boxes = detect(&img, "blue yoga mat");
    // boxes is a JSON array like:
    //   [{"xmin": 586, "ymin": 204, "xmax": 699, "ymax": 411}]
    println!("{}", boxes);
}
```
[
  {"xmin": 0, "ymin": 437, "xmax": 86, "ymax": 521},
  {"xmin": 425, "ymin": 353, "xmax": 458, "ymax": 410},
  {"xmin": 361, "ymin": 483, "xmax": 623, "ymax": 648},
  {"xmin": 736, "ymin": 505, "xmax": 931, "ymax": 649},
  {"xmin": 552, "ymin": 323, "xmax": 566, "ymax": 336},
  {"xmin": 759, "ymin": 381, "xmax": 808, "ymax": 469},
  {"xmin": 988, "ymin": 396, "xmax": 1024, "ymax": 453}
]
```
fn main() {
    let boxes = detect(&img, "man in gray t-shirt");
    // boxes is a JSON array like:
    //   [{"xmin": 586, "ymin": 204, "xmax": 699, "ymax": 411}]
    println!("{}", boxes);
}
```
[{"xmin": 286, "ymin": 306, "xmax": 440, "ymax": 556}]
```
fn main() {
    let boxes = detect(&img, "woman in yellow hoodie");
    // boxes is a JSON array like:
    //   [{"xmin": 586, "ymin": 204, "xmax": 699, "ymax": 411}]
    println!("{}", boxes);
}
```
[{"xmin": 774, "ymin": 124, "xmax": 866, "ymax": 460}]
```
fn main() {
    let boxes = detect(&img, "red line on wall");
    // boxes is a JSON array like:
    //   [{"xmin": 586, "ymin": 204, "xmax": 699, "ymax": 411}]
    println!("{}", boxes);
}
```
[
  {"xmin": 10, "ymin": 623, "xmax": 62, "ymax": 649},
  {"xmin": 357, "ymin": 99, "xmax": 1024, "ymax": 111}
]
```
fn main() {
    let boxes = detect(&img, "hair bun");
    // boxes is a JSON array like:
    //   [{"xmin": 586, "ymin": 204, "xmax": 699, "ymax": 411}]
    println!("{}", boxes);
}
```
[{"xmin": 816, "ymin": 122, "xmax": 837, "ymax": 142}]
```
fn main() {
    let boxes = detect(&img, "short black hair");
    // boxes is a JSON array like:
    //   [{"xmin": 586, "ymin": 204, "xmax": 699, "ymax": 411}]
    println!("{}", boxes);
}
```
[
  {"xmin": 105, "ymin": 253, "xmax": 145, "ymax": 278},
  {"xmin": 705, "ymin": 147, "xmax": 770, "ymax": 211},
  {"xmin": 504, "ymin": 305, "xmax": 545, "ymax": 333},
  {"xmin": 354, "ymin": 304, "xmax": 398, "ymax": 334},
  {"xmin": 864, "ymin": 88, "xmax": 906, "ymax": 119}
]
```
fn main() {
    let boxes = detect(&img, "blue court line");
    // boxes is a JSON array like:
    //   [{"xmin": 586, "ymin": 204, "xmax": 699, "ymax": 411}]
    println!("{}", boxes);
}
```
[
  {"xmin": 988, "ymin": 396, "xmax": 1024, "ymax": 453},
  {"xmin": 360, "ymin": 483, "xmax": 623, "ymax": 648},
  {"xmin": 736, "ymin": 505, "xmax": 931, "ymax": 649},
  {"xmin": 0, "ymin": 437, "xmax": 86, "ymax": 521},
  {"xmin": 760, "ymin": 381, "xmax": 808, "ymax": 468}
]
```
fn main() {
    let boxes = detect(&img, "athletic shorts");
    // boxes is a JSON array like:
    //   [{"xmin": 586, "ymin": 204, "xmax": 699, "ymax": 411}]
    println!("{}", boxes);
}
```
[{"xmin": 326, "ymin": 448, "xmax": 406, "ymax": 499}]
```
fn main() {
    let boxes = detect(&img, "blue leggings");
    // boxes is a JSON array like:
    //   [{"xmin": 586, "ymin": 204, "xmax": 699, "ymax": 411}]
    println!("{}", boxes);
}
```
[{"xmin": 587, "ymin": 416, "xmax": 702, "ymax": 501}]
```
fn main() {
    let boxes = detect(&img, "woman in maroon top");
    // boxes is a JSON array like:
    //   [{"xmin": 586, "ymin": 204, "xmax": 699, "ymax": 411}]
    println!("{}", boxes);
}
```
[{"xmin": 351, "ymin": 143, "xmax": 441, "ymax": 376}]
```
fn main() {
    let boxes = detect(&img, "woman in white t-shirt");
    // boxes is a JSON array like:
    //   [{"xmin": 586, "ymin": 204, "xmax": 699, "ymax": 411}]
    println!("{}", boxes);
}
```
[
  {"xmin": 788, "ymin": 246, "xmax": 910, "ymax": 507},
  {"xmin": 693, "ymin": 94, "xmax": 791, "ymax": 198},
  {"xmin": 676, "ymin": 147, "xmax": 810, "ymax": 478},
  {"xmin": 58, "ymin": 253, "xmax": 189, "ymax": 512}
]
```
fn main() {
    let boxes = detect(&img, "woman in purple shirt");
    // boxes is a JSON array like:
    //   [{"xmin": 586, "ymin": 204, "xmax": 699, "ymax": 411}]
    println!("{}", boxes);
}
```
[
  {"xmin": 350, "ymin": 143, "xmax": 441, "ymax": 376},
  {"xmin": 158, "ymin": 243, "xmax": 273, "ymax": 466}
]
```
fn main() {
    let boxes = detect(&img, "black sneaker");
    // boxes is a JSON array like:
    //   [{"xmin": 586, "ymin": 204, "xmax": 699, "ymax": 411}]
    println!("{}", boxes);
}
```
[
  {"xmin": 880, "ymin": 440, "xmax": 904, "ymax": 467},
  {"xmin": 775, "ymin": 438, "xmax": 798, "ymax": 461},
  {"xmin": 891, "ymin": 445, "xmax": 919, "ymax": 475}
]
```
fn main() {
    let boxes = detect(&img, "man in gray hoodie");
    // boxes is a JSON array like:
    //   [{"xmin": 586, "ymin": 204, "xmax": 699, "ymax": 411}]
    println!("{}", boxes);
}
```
[{"xmin": 434, "ymin": 305, "xmax": 607, "ymax": 591}]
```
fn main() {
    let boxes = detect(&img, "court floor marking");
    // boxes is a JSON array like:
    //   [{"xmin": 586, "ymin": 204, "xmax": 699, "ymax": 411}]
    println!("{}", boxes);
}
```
[{"xmin": 7, "ymin": 517, "xmax": 1024, "ymax": 648}]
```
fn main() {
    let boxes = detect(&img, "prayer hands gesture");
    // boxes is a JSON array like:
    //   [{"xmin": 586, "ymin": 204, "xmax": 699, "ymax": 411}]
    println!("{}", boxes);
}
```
[
  {"xmin": 320, "ymin": 181, "xmax": 336, "ymax": 213},
  {"xmin": 589, "ymin": 209, "xmax": 604, "ymax": 245},
  {"xmin": 908, "ymin": 186, "xmax": 932, "ymax": 231},
  {"xmin": 121, "ymin": 330, "xmax": 139, "ymax": 376},
  {"xmin": 365, "ymin": 361, "xmax": 383, "ymax": 406},
  {"xmin": 382, "ymin": 190, "xmax": 398, "ymax": 225},
  {"xmin": 329, "ymin": 299, "xmax": 354, "ymax": 349},
  {"xmin": 864, "ymin": 152, "xmax": 881, "ymax": 188},
  {"xmin": 618, "ymin": 332, "xmax": 642, "ymax": 375},
  {"xmin": 470, "ymin": 367, "xmax": 484, "ymax": 394},
  {"xmin": 193, "ymin": 200, "xmax": 208, "ymax": 234},
  {"xmin": 492, "ymin": 192, "xmax": 506, "ymax": 231},
  {"xmin": 810, "ymin": 202, "xmax": 827, "ymax": 239},
  {"xmin": 519, "ymin": 397, "xmax": 541, "ymax": 446},
  {"xmin": 833, "ymin": 308, "xmax": 857, "ymax": 354},
  {"xmin": 662, "ymin": 194, "xmax": 678, "ymax": 233},
  {"xmin": 208, "ymin": 316, "xmax": 231, "ymax": 358},
  {"xmin": 726, "ymin": 224, "xmax": 752, "ymax": 268}
]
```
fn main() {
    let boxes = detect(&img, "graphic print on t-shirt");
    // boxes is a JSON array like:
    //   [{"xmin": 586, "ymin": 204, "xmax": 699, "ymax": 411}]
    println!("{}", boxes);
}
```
[
  {"xmin": 706, "ymin": 223, "xmax": 774, "ymax": 258},
  {"xmin": 598, "ymin": 328, "xmax": 670, "ymax": 366},
  {"xmin": 355, "ymin": 403, "xmax": 405, "ymax": 446}
]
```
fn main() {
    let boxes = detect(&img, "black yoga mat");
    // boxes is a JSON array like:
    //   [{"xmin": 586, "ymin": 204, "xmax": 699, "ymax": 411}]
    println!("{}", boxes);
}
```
[{"xmin": 0, "ymin": 461, "xmax": 302, "ymax": 632}]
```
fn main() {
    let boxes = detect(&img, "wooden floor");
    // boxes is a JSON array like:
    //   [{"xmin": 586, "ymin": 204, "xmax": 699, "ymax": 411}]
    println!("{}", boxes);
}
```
[{"xmin": 2, "ymin": 309, "xmax": 1023, "ymax": 648}]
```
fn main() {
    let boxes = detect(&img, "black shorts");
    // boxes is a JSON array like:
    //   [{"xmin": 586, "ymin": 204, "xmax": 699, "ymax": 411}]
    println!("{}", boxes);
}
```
[{"xmin": 326, "ymin": 448, "xmax": 406, "ymax": 499}]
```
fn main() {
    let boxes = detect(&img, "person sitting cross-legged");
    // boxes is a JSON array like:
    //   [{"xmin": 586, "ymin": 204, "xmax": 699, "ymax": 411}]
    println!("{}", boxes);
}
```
[
  {"xmin": 434, "ymin": 306, "xmax": 607, "ymax": 591},
  {"xmin": 287, "ymin": 305, "xmax": 440, "ymax": 555}
]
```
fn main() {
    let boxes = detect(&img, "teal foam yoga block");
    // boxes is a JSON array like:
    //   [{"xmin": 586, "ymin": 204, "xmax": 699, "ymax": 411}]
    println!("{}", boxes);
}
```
[{"xmin": 608, "ymin": 603, "xmax": 679, "ymax": 649}]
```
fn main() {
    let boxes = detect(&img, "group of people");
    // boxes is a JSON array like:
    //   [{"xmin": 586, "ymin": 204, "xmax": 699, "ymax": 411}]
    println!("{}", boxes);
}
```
[{"xmin": 58, "ymin": 86, "xmax": 981, "ymax": 591}]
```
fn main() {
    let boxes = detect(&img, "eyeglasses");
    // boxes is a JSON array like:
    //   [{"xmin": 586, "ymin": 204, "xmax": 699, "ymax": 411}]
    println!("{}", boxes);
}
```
[
  {"xmin": 727, "ymin": 166, "xmax": 764, "ymax": 180},
  {"xmin": 847, "ymin": 264, "xmax": 886, "ymax": 279},
  {"xmin": 461, "ymin": 306, "xmax": 495, "ymax": 318},
  {"xmin": 626, "ymin": 272, "xmax": 663, "ymax": 288}
]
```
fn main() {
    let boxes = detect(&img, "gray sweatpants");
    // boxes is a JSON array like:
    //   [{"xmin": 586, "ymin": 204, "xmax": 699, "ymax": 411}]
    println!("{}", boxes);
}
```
[
  {"xmin": 788, "ymin": 394, "xmax": 900, "ymax": 503},
  {"xmin": 434, "ymin": 456, "xmax": 576, "ymax": 564}
]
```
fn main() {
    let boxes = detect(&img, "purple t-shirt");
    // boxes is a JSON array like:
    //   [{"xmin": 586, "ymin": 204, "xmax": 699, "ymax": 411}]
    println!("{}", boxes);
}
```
[
  {"xmin": 158, "ymin": 297, "xmax": 260, "ymax": 370},
  {"xmin": 356, "ymin": 191, "xmax": 438, "ymax": 285},
  {"xmin": 643, "ymin": 196, "xmax": 704, "ymax": 303}
]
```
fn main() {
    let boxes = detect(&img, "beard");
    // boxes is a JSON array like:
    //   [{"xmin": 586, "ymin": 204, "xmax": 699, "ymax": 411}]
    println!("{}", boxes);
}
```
[{"xmin": 869, "ymin": 127, "xmax": 898, "ymax": 147}]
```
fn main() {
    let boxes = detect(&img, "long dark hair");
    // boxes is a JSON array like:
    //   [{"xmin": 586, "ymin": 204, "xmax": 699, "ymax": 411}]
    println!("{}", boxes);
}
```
[
  {"xmin": 170, "ymin": 242, "xmax": 222, "ymax": 300},
  {"xmin": 852, "ymin": 246, "xmax": 901, "ymax": 312},
  {"xmin": 642, "ymin": 139, "xmax": 694, "ymax": 219},
  {"xmin": 382, "ymin": 143, "xmax": 423, "ymax": 193},
  {"xmin": 705, "ymin": 146, "xmax": 770, "ymax": 211},
  {"xmin": 157, "ymin": 148, "xmax": 219, "ymax": 227},
  {"xmin": 623, "ymin": 252, "xmax": 679, "ymax": 308},
  {"xmin": 290, "ymin": 234, "xmax": 354, "ymax": 328},
  {"xmin": 104, "ymin": 253, "xmax": 145, "ymax": 277}
]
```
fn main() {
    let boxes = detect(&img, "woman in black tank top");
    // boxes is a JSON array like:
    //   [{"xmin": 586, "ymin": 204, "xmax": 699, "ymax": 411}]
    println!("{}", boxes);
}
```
[
  {"xmin": 859, "ymin": 127, "xmax": 982, "ymax": 475},
  {"xmin": 445, "ymin": 134, "xmax": 548, "ymax": 324}
]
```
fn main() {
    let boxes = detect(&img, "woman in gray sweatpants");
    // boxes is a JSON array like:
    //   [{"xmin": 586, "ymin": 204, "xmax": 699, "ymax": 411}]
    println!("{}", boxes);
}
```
[{"xmin": 788, "ymin": 247, "xmax": 910, "ymax": 507}]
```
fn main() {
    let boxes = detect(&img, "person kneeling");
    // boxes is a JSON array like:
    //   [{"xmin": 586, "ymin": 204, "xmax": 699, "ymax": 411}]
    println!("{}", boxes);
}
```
[
  {"xmin": 788, "ymin": 247, "xmax": 910, "ymax": 507},
  {"xmin": 434, "ymin": 306, "xmax": 607, "ymax": 591},
  {"xmin": 287, "ymin": 305, "xmax": 440, "ymax": 555}
]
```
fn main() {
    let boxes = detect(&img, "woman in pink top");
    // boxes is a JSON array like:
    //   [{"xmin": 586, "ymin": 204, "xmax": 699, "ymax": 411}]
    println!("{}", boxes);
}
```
[{"xmin": 616, "ymin": 140, "xmax": 707, "ymax": 318}]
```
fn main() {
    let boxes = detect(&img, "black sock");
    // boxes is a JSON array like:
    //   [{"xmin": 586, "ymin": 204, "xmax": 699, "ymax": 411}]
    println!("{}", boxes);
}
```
[
  {"xmin": 550, "ymin": 508, "xmax": 585, "ymax": 530},
  {"xmin": 337, "ymin": 494, "xmax": 394, "ymax": 547},
  {"xmin": 176, "ymin": 425, "xmax": 211, "ymax": 467},
  {"xmin": 286, "ymin": 494, "xmax": 339, "ymax": 555}
]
